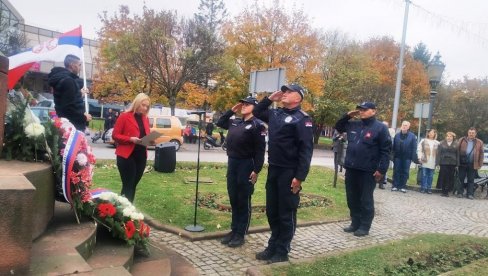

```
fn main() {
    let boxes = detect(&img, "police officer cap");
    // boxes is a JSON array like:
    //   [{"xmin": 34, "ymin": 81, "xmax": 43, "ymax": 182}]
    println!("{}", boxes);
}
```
[
  {"xmin": 356, "ymin": 101, "xmax": 376, "ymax": 109},
  {"xmin": 281, "ymin": 84, "xmax": 305, "ymax": 99},
  {"xmin": 239, "ymin": 96, "xmax": 258, "ymax": 105}
]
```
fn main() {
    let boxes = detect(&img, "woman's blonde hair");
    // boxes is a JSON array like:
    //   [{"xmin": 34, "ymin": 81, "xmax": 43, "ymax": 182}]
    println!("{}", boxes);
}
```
[
  {"xmin": 126, "ymin": 93, "xmax": 150, "ymax": 115},
  {"xmin": 427, "ymin": 129, "xmax": 438, "ymax": 140},
  {"xmin": 446, "ymin": 131, "xmax": 456, "ymax": 139}
]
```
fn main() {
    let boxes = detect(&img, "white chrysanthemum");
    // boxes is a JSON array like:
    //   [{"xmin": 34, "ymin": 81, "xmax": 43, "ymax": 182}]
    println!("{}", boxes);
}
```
[
  {"xmin": 130, "ymin": 212, "xmax": 144, "ymax": 220},
  {"xmin": 117, "ymin": 196, "xmax": 132, "ymax": 207},
  {"xmin": 76, "ymin": 153, "xmax": 88, "ymax": 166},
  {"xmin": 25, "ymin": 123, "xmax": 45, "ymax": 138},
  {"xmin": 99, "ymin": 192, "xmax": 117, "ymax": 201},
  {"xmin": 122, "ymin": 206, "xmax": 137, "ymax": 217}
]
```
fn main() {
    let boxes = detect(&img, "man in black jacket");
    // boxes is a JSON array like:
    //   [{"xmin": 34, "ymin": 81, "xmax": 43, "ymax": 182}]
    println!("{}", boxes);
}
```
[
  {"xmin": 253, "ymin": 84, "xmax": 314, "ymax": 263},
  {"xmin": 334, "ymin": 102, "xmax": 391, "ymax": 237},
  {"xmin": 48, "ymin": 54, "xmax": 91, "ymax": 131}
]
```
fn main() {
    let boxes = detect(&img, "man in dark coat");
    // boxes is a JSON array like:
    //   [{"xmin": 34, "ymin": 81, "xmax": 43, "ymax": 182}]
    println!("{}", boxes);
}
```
[
  {"xmin": 48, "ymin": 54, "xmax": 91, "ymax": 131},
  {"xmin": 391, "ymin": 121, "xmax": 417, "ymax": 193},
  {"xmin": 335, "ymin": 102, "xmax": 391, "ymax": 237},
  {"xmin": 253, "ymin": 84, "xmax": 314, "ymax": 263}
]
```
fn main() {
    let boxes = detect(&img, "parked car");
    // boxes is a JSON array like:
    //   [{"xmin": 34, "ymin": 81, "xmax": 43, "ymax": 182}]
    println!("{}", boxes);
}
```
[
  {"xmin": 104, "ymin": 115, "xmax": 184, "ymax": 151},
  {"xmin": 30, "ymin": 106, "xmax": 56, "ymax": 123}
]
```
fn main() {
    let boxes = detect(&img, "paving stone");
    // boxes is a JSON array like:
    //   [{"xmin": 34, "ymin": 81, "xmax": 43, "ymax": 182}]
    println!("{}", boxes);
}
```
[{"xmin": 149, "ymin": 188, "xmax": 488, "ymax": 275}]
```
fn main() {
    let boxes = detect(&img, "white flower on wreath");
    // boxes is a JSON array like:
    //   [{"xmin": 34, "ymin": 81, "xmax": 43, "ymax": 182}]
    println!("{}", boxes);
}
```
[
  {"xmin": 25, "ymin": 123, "xmax": 45, "ymax": 138},
  {"xmin": 122, "ymin": 205, "xmax": 137, "ymax": 217},
  {"xmin": 60, "ymin": 118, "xmax": 74, "ymax": 131},
  {"xmin": 76, "ymin": 153, "xmax": 88, "ymax": 166},
  {"xmin": 130, "ymin": 212, "xmax": 144, "ymax": 220},
  {"xmin": 99, "ymin": 192, "xmax": 117, "ymax": 201},
  {"xmin": 117, "ymin": 196, "xmax": 132, "ymax": 208}
]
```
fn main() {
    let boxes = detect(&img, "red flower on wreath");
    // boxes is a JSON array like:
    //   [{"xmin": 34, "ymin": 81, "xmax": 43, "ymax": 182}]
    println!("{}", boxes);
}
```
[
  {"xmin": 139, "ymin": 221, "xmax": 151, "ymax": 237},
  {"xmin": 97, "ymin": 202, "xmax": 117, "ymax": 218},
  {"xmin": 125, "ymin": 220, "xmax": 136, "ymax": 239}
]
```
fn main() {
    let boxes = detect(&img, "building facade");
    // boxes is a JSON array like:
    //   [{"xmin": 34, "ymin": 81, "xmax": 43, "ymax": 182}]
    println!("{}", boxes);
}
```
[{"xmin": 1, "ymin": 0, "xmax": 99, "ymax": 93}]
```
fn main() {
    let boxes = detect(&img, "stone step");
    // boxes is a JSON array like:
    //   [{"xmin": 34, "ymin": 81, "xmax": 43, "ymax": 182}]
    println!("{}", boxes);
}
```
[
  {"xmin": 131, "ymin": 242, "xmax": 199, "ymax": 276},
  {"xmin": 30, "ymin": 202, "xmax": 97, "ymax": 275},
  {"xmin": 86, "ymin": 227, "xmax": 134, "ymax": 271}
]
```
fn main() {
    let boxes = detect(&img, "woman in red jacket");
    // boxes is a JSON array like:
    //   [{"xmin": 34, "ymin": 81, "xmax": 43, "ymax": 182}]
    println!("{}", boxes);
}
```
[{"xmin": 113, "ymin": 93, "xmax": 151, "ymax": 202}]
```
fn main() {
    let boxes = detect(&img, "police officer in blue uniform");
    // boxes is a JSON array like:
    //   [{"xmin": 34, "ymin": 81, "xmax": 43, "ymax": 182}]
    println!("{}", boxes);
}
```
[
  {"xmin": 253, "ymin": 84, "xmax": 314, "ymax": 263},
  {"xmin": 334, "ymin": 102, "xmax": 391, "ymax": 237},
  {"xmin": 216, "ymin": 96, "xmax": 266, "ymax": 247}
]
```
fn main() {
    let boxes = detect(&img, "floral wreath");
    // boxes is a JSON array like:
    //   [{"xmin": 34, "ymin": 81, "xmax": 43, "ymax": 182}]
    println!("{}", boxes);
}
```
[
  {"xmin": 53, "ymin": 117, "xmax": 150, "ymax": 248},
  {"xmin": 4, "ymin": 94, "xmax": 150, "ymax": 250}
]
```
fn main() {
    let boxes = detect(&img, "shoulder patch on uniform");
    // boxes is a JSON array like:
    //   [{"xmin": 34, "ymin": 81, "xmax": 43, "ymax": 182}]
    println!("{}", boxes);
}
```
[
  {"xmin": 305, "ymin": 121, "xmax": 313, "ymax": 127},
  {"xmin": 299, "ymin": 110, "xmax": 309, "ymax": 117}
]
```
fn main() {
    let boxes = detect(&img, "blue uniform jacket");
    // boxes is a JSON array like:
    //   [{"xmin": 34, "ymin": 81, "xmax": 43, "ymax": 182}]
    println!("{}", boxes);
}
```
[
  {"xmin": 253, "ymin": 97, "xmax": 314, "ymax": 181},
  {"xmin": 216, "ymin": 110, "xmax": 266, "ymax": 173},
  {"xmin": 334, "ymin": 113, "xmax": 391, "ymax": 174}
]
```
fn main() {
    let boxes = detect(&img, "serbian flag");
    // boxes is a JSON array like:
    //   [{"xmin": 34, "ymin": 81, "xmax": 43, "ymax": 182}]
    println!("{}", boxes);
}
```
[{"xmin": 7, "ymin": 26, "xmax": 83, "ymax": 89}]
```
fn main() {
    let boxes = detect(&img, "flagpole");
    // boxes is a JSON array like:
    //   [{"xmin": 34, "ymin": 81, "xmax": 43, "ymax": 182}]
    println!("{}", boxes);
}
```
[{"xmin": 79, "ymin": 25, "xmax": 89, "ymax": 113}]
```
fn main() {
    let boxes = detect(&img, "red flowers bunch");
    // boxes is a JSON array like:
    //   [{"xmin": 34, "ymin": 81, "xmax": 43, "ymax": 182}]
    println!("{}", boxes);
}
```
[
  {"xmin": 125, "ymin": 220, "xmax": 136, "ymax": 239},
  {"xmin": 97, "ymin": 202, "xmax": 117, "ymax": 218}
]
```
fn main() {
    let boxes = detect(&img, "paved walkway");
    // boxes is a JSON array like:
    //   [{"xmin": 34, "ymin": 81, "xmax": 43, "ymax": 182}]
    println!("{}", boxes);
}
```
[{"xmin": 149, "ymin": 187, "xmax": 488, "ymax": 275}]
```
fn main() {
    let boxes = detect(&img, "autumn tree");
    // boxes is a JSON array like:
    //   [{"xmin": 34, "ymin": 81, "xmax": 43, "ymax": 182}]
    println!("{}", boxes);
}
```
[
  {"xmin": 217, "ymin": 0, "xmax": 325, "ymax": 111},
  {"xmin": 93, "ymin": 6, "xmax": 223, "ymax": 114},
  {"xmin": 435, "ymin": 77, "xmax": 488, "ymax": 140}
]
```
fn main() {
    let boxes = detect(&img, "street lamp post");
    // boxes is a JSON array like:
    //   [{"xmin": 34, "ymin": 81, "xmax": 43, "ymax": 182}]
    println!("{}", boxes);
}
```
[{"xmin": 426, "ymin": 52, "xmax": 445, "ymax": 131}]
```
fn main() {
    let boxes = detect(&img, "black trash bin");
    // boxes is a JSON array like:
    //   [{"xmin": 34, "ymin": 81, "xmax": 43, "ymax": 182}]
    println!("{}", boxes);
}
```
[{"xmin": 154, "ymin": 143, "xmax": 176, "ymax": 173}]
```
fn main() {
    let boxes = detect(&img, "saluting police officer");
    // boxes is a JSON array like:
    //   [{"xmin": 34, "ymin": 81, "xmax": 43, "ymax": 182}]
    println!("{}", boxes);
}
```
[
  {"xmin": 334, "ymin": 102, "xmax": 391, "ymax": 237},
  {"xmin": 253, "ymin": 84, "xmax": 314, "ymax": 263},
  {"xmin": 216, "ymin": 96, "xmax": 266, "ymax": 247}
]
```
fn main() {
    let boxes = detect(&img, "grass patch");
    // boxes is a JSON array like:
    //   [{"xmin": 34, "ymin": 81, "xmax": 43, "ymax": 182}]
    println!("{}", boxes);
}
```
[
  {"xmin": 265, "ymin": 234, "xmax": 488, "ymax": 276},
  {"xmin": 88, "ymin": 118, "xmax": 104, "ymax": 131},
  {"xmin": 92, "ymin": 161, "xmax": 349, "ymax": 231}
]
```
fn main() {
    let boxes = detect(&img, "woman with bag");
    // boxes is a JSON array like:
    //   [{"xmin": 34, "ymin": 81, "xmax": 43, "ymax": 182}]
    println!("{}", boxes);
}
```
[
  {"xmin": 436, "ymin": 132, "xmax": 459, "ymax": 197},
  {"xmin": 417, "ymin": 129, "xmax": 440, "ymax": 194}
]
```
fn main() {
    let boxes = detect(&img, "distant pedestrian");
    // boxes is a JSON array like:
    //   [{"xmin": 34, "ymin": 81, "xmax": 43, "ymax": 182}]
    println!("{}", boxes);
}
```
[
  {"xmin": 392, "ymin": 121, "xmax": 417, "ymax": 193},
  {"xmin": 253, "ymin": 84, "xmax": 313, "ymax": 263},
  {"xmin": 206, "ymin": 120, "xmax": 214, "ymax": 136},
  {"xmin": 335, "ymin": 101, "xmax": 391, "ymax": 237},
  {"xmin": 436, "ymin": 132, "xmax": 459, "ymax": 197},
  {"xmin": 417, "ymin": 129, "xmax": 440, "ymax": 194},
  {"xmin": 457, "ymin": 127, "xmax": 484, "ymax": 199}
]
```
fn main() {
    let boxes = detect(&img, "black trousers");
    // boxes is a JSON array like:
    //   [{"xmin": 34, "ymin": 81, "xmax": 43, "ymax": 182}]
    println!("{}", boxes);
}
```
[
  {"xmin": 345, "ymin": 168, "xmax": 376, "ymax": 231},
  {"xmin": 437, "ymin": 165, "xmax": 456, "ymax": 195},
  {"xmin": 227, "ymin": 157, "xmax": 254, "ymax": 236},
  {"xmin": 117, "ymin": 147, "xmax": 147, "ymax": 202},
  {"xmin": 266, "ymin": 165, "xmax": 299, "ymax": 256},
  {"xmin": 458, "ymin": 165, "xmax": 476, "ymax": 197}
]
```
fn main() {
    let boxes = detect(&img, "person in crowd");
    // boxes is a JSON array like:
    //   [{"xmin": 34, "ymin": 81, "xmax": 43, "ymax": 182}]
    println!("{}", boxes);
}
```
[
  {"xmin": 190, "ymin": 124, "xmax": 197, "ymax": 144},
  {"xmin": 48, "ymin": 54, "xmax": 92, "ymax": 131},
  {"xmin": 104, "ymin": 109, "xmax": 114, "ymax": 130},
  {"xmin": 436, "ymin": 132, "xmax": 459, "ymax": 197},
  {"xmin": 457, "ymin": 127, "xmax": 484, "ymax": 199},
  {"xmin": 332, "ymin": 130, "xmax": 346, "ymax": 173},
  {"xmin": 112, "ymin": 93, "xmax": 153, "ymax": 202},
  {"xmin": 216, "ymin": 96, "xmax": 266, "ymax": 248},
  {"xmin": 253, "ymin": 84, "xmax": 313, "ymax": 263},
  {"xmin": 206, "ymin": 119, "xmax": 215, "ymax": 136},
  {"xmin": 183, "ymin": 123, "xmax": 192, "ymax": 143},
  {"xmin": 417, "ymin": 129, "xmax": 440, "ymax": 194},
  {"xmin": 392, "ymin": 121, "xmax": 417, "ymax": 193},
  {"xmin": 380, "ymin": 120, "xmax": 395, "ymax": 189},
  {"xmin": 335, "ymin": 101, "xmax": 391, "ymax": 237}
]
